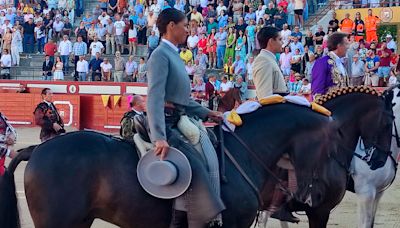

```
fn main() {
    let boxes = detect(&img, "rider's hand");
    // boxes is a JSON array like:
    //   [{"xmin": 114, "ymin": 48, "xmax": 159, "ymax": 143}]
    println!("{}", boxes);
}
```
[
  {"xmin": 53, "ymin": 123, "xmax": 62, "ymax": 132},
  {"xmin": 208, "ymin": 111, "xmax": 223, "ymax": 122},
  {"xmin": 155, "ymin": 140, "xmax": 169, "ymax": 160}
]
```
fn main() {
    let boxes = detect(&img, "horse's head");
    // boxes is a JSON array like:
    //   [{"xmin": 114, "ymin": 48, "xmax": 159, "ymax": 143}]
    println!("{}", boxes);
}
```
[
  {"xmin": 358, "ymin": 89, "xmax": 395, "ymax": 166},
  {"xmin": 0, "ymin": 113, "xmax": 16, "ymax": 146},
  {"xmin": 319, "ymin": 87, "xmax": 395, "ymax": 167}
]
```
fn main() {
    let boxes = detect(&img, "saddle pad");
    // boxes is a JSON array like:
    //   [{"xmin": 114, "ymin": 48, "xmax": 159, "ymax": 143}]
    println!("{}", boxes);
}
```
[{"xmin": 284, "ymin": 95, "xmax": 311, "ymax": 107}]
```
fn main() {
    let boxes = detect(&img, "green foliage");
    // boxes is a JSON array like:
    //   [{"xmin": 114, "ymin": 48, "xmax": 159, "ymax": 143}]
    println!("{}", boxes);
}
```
[{"xmin": 377, "ymin": 24, "xmax": 397, "ymax": 42}]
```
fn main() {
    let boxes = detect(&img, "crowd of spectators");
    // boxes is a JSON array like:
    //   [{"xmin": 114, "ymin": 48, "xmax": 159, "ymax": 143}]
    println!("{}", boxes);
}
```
[{"xmin": 0, "ymin": 0, "xmax": 398, "ymax": 104}]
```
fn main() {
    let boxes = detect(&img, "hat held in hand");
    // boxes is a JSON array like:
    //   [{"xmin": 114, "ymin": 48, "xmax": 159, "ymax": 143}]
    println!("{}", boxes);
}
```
[{"xmin": 137, "ymin": 147, "xmax": 192, "ymax": 199}]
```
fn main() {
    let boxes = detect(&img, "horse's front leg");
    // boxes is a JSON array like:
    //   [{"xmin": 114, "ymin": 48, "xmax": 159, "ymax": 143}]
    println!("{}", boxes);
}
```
[
  {"xmin": 305, "ymin": 209, "xmax": 330, "ymax": 228},
  {"xmin": 356, "ymin": 188, "xmax": 377, "ymax": 228}
]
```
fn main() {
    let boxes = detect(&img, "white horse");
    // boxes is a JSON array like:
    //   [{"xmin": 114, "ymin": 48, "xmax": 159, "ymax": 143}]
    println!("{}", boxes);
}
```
[
  {"xmin": 258, "ymin": 86, "xmax": 400, "ymax": 228},
  {"xmin": 350, "ymin": 86, "xmax": 399, "ymax": 228}
]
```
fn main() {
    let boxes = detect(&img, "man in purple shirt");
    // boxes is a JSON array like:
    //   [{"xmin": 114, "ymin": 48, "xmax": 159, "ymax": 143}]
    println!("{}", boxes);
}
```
[{"xmin": 311, "ymin": 32, "xmax": 350, "ymax": 96}]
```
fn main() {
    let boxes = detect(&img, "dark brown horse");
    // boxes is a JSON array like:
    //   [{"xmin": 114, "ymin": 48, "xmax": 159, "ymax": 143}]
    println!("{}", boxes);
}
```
[
  {"xmin": 217, "ymin": 87, "xmax": 242, "ymax": 112},
  {"xmin": 1, "ymin": 103, "xmax": 340, "ymax": 228}
]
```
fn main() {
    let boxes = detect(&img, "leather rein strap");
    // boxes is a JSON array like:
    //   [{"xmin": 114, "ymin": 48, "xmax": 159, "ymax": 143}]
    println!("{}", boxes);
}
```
[{"xmin": 220, "ymin": 122, "xmax": 294, "ymax": 208}]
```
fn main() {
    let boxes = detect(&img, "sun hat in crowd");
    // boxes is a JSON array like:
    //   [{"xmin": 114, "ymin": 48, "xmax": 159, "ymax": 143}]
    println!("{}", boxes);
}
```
[
  {"xmin": 137, "ymin": 147, "xmax": 192, "ymax": 199},
  {"xmin": 386, "ymin": 34, "xmax": 392, "ymax": 38}
]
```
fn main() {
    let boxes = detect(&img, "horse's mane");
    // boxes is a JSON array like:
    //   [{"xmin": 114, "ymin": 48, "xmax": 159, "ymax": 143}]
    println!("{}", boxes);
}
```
[{"xmin": 314, "ymin": 86, "xmax": 382, "ymax": 105}]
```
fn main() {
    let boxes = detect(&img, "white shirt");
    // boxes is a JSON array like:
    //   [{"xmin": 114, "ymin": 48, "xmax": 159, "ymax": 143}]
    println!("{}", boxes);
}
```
[
  {"xmin": 0, "ymin": 54, "xmax": 11, "ymax": 67},
  {"xmin": 246, "ymin": 62, "xmax": 253, "ymax": 79},
  {"xmin": 281, "ymin": 29, "xmax": 292, "ymax": 47},
  {"xmin": 1, "ymin": 23, "xmax": 12, "ymax": 32},
  {"xmin": 89, "ymin": 41, "xmax": 104, "ymax": 56},
  {"xmin": 387, "ymin": 40, "xmax": 397, "ymax": 53},
  {"xmin": 100, "ymin": 62, "xmax": 112, "ymax": 72},
  {"xmin": 187, "ymin": 35, "xmax": 199, "ymax": 49},
  {"xmin": 330, "ymin": 51, "xmax": 347, "ymax": 76},
  {"xmin": 200, "ymin": 0, "xmax": 208, "ymax": 8},
  {"xmin": 216, "ymin": 5, "xmax": 227, "ymax": 16},
  {"xmin": 300, "ymin": 83, "xmax": 311, "ymax": 93},
  {"xmin": 58, "ymin": 40, "xmax": 72, "ymax": 55},
  {"xmin": 389, "ymin": 75, "xmax": 398, "ymax": 86},
  {"xmin": 76, "ymin": 60, "xmax": 89, "ymax": 73},
  {"xmin": 128, "ymin": 28, "xmax": 137, "ymax": 38},
  {"xmin": 53, "ymin": 21, "xmax": 64, "ymax": 32},
  {"xmin": 34, "ymin": 27, "xmax": 45, "ymax": 39},
  {"xmin": 98, "ymin": 14, "xmax": 110, "ymax": 26},
  {"xmin": 162, "ymin": 38, "xmax": 179, "ymax": 52},
  {"xmin": 114, "ymin": 20, "xmax": 126, "ymax": 36},
  {"xmin": 255, "ymin": 9, "xmax": 265, "ymax": 23},
  {"xmin": 220, "ymin": 81, "xmax": 233, "ymax": 92}
]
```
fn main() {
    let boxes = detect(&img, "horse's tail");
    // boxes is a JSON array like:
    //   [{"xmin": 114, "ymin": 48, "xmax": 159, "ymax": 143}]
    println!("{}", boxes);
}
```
[
  {"xmin": 8, "ymin": 145, "xmax": 37, "ymax": 174},
  {"xmin": 0, "ymin": 170, "xmax": 20, "ymax": 228}
]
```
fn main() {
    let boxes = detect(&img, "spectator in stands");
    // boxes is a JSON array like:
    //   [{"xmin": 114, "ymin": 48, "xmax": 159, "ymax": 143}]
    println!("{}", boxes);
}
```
[
  {"xmin": 127, "ymin": 19, "xmax": 138, "ymax": 55},
  {"xmin": 34, "ymin": 21, "xmax": 46, "ymax": 54},
  {"xmin": 89, "ymin": 52, "xmax": 103, "ymax": 81},
  {"xmin": 246, "ymin": 56, "xmax": 254, "ymax": 84},
  {"xmin": 147, "ymin": 30, "xmax": 159, "ymax": 58},
  {"xmin": 234, "ymin": 75, "xmax": 247, "ymax": 100},
  {"xmin": 114, "ymin": 51, "xmax": 126, "ymax": 82},
  {"xmin": 44, "ymin": 39, "xmax": 57, "ymax": 63},
  {"xmin": 233, "ymin": 54, "xmax": 246, "ymax": 78},
  {"xmin": 100, "ymin": 57, "xmax": 112, "ymax": 81},
  {"xmin": 125, "ymin": 55, "xmax": 138, "ymax": 82},
  {"xmin": 0, "ymin": 49, "xmax": 11, "ymax": 79},
  {"xmin": 389, "ymin": 70, "xmax": 398, "ymax": 86},
  {"xmin": 180, "ymin": 46, "xmax": 193, "ymax": 64},
  {"xmin": 195, "ymin": 47, "xmax": 208, "ymax": 68},
  {"xmin": 2, "ymin": 27, "xmax": 12, "ymax": 53},
  {"xmin": 187, "ymin": 29, "xmax": 199, "ymax": 58},
  {"xmin": 386, "ymin": 34, "xmax": 397, "ymax": 53},
  {"xmin": 328, "ymin": 12, "xmax": 339, "ymax": 32},
  {"xmin": 290, "ymin": 48, "xmax": 302, "ymax": 73},
  {"xmin": 377, "ymin": 41, "xmax": 392, "ymax": 86},
  {"xmin": 114, "ymin": 14, "xmax": 126, "ymax": 53},
  {"xmin": 23, "ymin": 17, "xmax": 35, "ymax": 54},
  {"xmin": 365, "ymin": 9, "xmax": 379, "ymax": 43},
  {"xmin": 76, "ymin": 55, "xmax": 89, "ymax": 81},
  {"xmin": 350, "ymin": 54, "xmax": 364, "ymax": 86},
  {"xmin": 289, "ymin": 36, "xmax": 304, "ymax": 55},
  {"xmin": 353, "ymin": 12, "xmax": 364, "ymax": 42},
  {"xmin": 246, "ymin": 19, "xmax": 256, "ymax": 55},
  {"xmin": 339, "ymin": 13, "xmax": 354, "ymax": 35},
  {"xmin": 58, "ymin": 35, "xmax": 72, "ymax": 73},
  {"xmin": 274, "ymin": 5, "xmax": 286, "ymax": 30},
  {"xmin": 280, "ymin": 46, "xmax": 292, "ymax": 76},
  {"xmin": 364, "ymin": 49, "xmax": 379, "ymax": 86},
  {"xmin": 304, "ymin": 52, "xmax": 315, "ymax": 81},
  {"xmin": 52, "ymin": 16, "xmax": 64, "ymax": 41},
  {"xmin": 53, "ymin": 56, "xmax": 64, "ymax": 81},
  {"xmin": 313, "ymin": 25, "xmax": 325, "ymax": 47},
  {"xmin": 89, "ymin": 36, "xmax": 105, "ymax": 60},
  {"xmin": 105, "ymin": 18, "xmax": 116, "ymax": 55},
  {"xmin": 137, "ymin": 57, "xmax": 147, "ymax": 83},
  {"xmin": 219, "ymin": 76, "xmax": 233, "ymax": 93},
  {"xmin": 62, "ymin": 17, "xmax": 73, "ymax": 37},
  {"xmin": 137, "ymin": 12, "xmax": 147, "ymax": 45},
  {"xmin": 215, "ymin": 26, "xmax": 227, "ymax": 69},
  {"xmin": 205, "ymin": 74, "xmax": 218, "ymax": 110},
  {"xmin": 288, "ymin": 73, "xmax": 302, "ymax": 95},
  {"xmin": 224, "ymin": 27, "xmax": 236, "ymax": 63},
  {"xmin": 11, "ymin": 26, "xmax": 22, "ymax": 66},
  {"xmin": 42, "ymin": 55, "xmax": 54, "ymax": 81},
  {"xmin": 72, "ymin": 36, "xmax": 88, "ymax": 80}
]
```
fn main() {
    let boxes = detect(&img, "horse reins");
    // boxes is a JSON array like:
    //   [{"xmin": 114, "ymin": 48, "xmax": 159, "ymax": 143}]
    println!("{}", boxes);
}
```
[{"xmin": 219, "ymin": 121, "xmax": 294, "ymax": 208}]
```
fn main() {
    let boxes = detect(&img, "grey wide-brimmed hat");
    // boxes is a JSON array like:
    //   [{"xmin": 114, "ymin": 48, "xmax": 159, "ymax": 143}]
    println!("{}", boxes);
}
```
[{"xmin": 137, "ymin": 147, "xmax": 192, "ymax": 199}]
